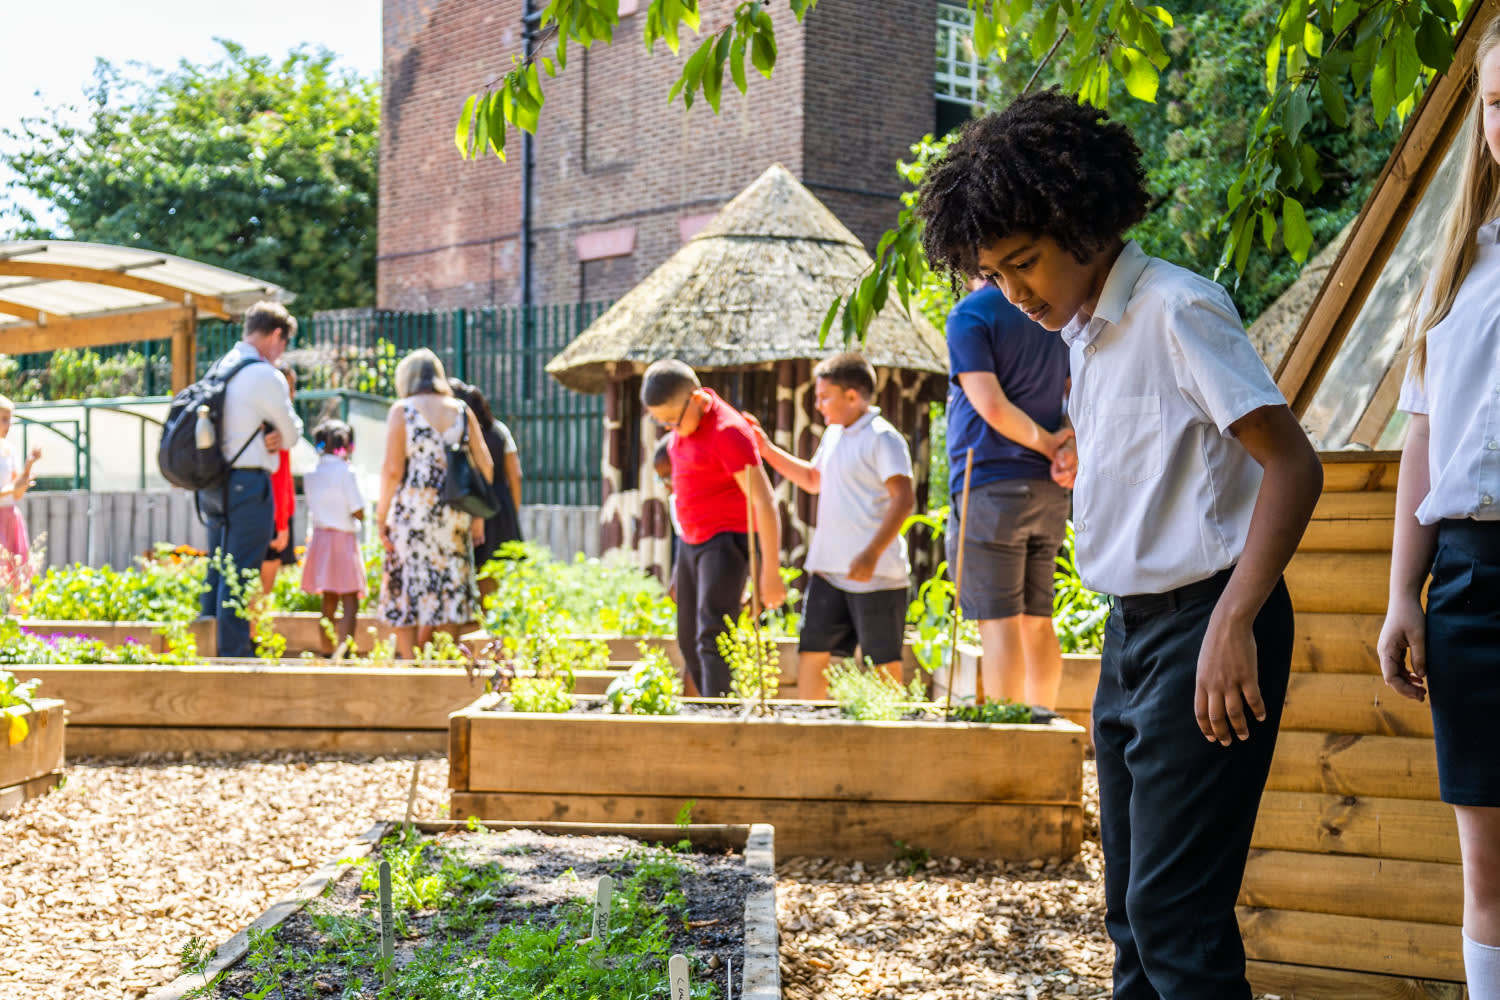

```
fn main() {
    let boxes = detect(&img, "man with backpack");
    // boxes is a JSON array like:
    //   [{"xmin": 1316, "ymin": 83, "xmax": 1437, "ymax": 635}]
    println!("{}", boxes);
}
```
[{"xmin": 195, "ymin": 302, "xmax": 303, "ymax": 657}]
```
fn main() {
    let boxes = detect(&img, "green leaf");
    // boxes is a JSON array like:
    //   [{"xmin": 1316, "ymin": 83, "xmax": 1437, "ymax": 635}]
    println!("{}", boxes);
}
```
[
  {"xmin": 818, "ymin": 296, "xmax": 841, "ymax": 347},
  {"xmin": 488, "ymin": 90, "xmax": 509, "ymax": 158},
  {"xmin": 1319, "ymin": 70, "xmax": 1349, "ymax": 127},
  {"xmin": 729, "ymin": 35, "xmax": 748, "ymax": 93},
  {"xmin": 1285, "ymin": 89, "xmax": 1311, "ymax": 143},
  {"xmin": 1260, "ymin": 206, "xmax": 1277, "ymax": 249},
  {"xmin": 1414, "ymin": 11, "xmax": 1454, "ymax": 73},
  {"xmin": 1032, "ymin": 3, "xmax": 1060, "ymax": 59},
  {"xmin": 1300, "ymin": 142, "xmax": 1324, "ymax": 193},
  {"xmin": 974, "ymin": 12, "xmax": 996, "ymax": 55},
  {"xmin": 1283, "ymin": 195, "xmax": 1314, "ymax": 261},
  {"xmin": 1304, "ymin": 20, "xmax": 1324, "ymax": 58},
  {"xmin": 1332, "ymin": 0, "xmax": 1361, "ymax": 35},
  {"xmin": 750, "ymin": 26, "xmax": 777, "ymax": 77},
  {"xmin": 1123, "ymin": 49, "xmax": 1160, "ymax": 102},
  {"xmin": 1428, "ymin": 0, "xmax": 1458, "ymax": 22},
  {"xmin": 1265, "ymin": 37, "xmax": 1282, "ymax": 93},
  {"xmin": 1371, "ymin": 44, "xmax": 1395, "ymax": 122},
  {"xmin": 1393, "ymin": 23, "xmax": 1424, "ymax": 110},
  {"xmin": 455, "ymin": 94, "xmax": 477, "ymax": 156},
  {"xmin": 1143, "ymin": 5, "xmax": 1174, "ymax": 26},
  {"xmin": 703, "ymin": 34, "xmax": 728, "ymax": 112}
]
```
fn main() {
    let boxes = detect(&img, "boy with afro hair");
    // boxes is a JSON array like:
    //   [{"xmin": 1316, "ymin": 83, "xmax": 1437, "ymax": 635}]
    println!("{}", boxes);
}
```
[{"xmin": 918, "ymin": 89, "xmax": 1324, "ymax": 999}]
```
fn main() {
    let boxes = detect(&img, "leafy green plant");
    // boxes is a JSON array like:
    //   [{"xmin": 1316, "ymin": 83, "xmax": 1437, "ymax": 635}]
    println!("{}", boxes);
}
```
[
  {"xmin": 1053, "ymin": 522, "xmax": 1108, "ymax": 654},
  {"xmin": 717, "ymin": 611, "xmax": 781, "ymax": 708},
  {"xmin": 28, "ymin": 548, "xmax": 207, "ymax": 623},
  {"xmin": 604, "ymin": 646, "xmax": 682, "ymax": 716},
  {"xmin": 509, "ymin": 672, "xmax": 576, "ymax": 714},
  {"xmin": 948, "ymin": 698, "xmax": 1034, "ymax": 724},
  {"xmin": 1, "ymin": 668, "xmax": 42, "ymax": 745},
  {"xmin": 479, "ymin": 541, "xmax": 674, "ymax": 642},
  {"xmin": 825, "ymin": 659, "xmax": 926, "ymax": 722}
]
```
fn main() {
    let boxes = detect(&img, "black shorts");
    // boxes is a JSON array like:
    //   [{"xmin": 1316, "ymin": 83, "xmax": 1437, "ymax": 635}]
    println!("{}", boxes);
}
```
[
  {"xmin": 798, "ymin": 574, "xmax": 908, "ymax": 665},
  {"xmin": 946, "ymin": 478, "xmax": 1070, "ymax": 620},
  {"xmin": 1425, "ymin": 518, "xmax": 1500, "ymax": 807},
  {"xmin": 264, "ymin": 538, "xmax": 297, "ymax": 566}
]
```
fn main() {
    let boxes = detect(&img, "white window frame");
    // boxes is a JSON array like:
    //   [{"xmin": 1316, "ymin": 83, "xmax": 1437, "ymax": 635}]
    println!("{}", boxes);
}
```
[{"xmin": 936, "ymin": 2, "xmax": 985, "ymax": 109}]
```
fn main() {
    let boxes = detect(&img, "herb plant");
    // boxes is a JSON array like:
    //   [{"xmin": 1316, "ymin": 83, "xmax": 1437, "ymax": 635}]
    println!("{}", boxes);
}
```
[
  {"xmin": 605, "ymin": 646, "xmax": 682, "ymax": 716},
  {"xmin": 825, "ymin": 659, "xmax": 926, "ymax": 722},
  {"xmin": 947, "ymin": 698, "xmax": 1034, "ymax": 725},
  {"xmin": 716, "ymin": 611, "xmax": 781, "ymax": 708}
]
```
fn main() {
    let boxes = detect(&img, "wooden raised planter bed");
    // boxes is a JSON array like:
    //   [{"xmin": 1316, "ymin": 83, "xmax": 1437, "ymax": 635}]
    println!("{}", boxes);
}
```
[
  {"xmin": 25, "ymin": 664, "xmax": 484, "ymax": 755},
  {"xmin": 148, "ymin": 819, "xmax": 779, "ymax": 1000},
  {"xmin": 1, "ymin": 697, "xmax": 66, "ymax": 814},
  {"xmin": 450, "ymin": 694, "xmax": 1086, "ymax": 862},
  {"xmin": 20, "ymin": 614, "xmax": 397, "ymax": 658}
]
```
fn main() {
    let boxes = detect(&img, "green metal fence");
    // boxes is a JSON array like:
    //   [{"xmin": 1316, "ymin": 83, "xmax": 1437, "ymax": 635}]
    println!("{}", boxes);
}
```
[{"xmin": 200, "ymin": 304, "xmax": 612, "ymax": 506}]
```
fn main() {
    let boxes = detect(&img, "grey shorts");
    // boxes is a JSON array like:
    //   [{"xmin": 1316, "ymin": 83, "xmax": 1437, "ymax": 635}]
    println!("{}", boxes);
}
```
[{"xmin": 946, "ymin": 478, "xmax": 1070, "ymax": 620}]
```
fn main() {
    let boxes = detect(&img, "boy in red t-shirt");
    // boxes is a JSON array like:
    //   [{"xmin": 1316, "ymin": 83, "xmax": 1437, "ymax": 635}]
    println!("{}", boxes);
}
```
[{"xmin": 641, "ymin": 360, "xmax": 786, "ymax": 697}]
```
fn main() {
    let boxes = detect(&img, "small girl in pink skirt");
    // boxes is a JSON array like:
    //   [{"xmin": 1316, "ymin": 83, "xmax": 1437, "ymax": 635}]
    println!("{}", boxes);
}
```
[
  {"xmin": 301, "ymin": 419, "xmax": 367, "ymax": 655},
  {"xmin": 0, "ymin": 396, "xmax": 41, "ymax": 589}
]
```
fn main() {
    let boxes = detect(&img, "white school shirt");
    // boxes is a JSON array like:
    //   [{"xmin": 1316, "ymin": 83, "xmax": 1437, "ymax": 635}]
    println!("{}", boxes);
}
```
[
  {"xmin": 216, "ymin": 342, "xmax": 304, "ymax": 472},
  {"xmin": 1060, "ymin": 241, "xmax": 1287, "ymax": 597},
  {"xmin": 802, "ymin": 407, "xmax": 914, "ymax": 592},
  {"xmin": 1397, "ymin": 218, "xmax": 1500, "ymax": 524},
  {"xmin": 303, "ymin": 454, "xmax": 366, "ymax": 533}
]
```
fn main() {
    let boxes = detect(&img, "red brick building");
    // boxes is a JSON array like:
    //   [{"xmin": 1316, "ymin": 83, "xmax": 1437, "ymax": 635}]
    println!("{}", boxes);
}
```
[{"xmin": 379, "ymin": 0, "xmax": 958, "ymax": 310}]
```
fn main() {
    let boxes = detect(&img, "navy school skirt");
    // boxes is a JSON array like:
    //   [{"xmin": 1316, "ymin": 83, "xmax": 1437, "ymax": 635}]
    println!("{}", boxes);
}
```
[{"xmin": 1426, "ymin": 518, "xmax": 1500, "ymax": 806}]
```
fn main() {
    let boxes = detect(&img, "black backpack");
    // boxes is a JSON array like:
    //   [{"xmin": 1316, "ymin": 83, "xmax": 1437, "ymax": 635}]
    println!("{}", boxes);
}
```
[{"xmin": 157, "ymin": 354, "xmax": 267, "ymax": 492}]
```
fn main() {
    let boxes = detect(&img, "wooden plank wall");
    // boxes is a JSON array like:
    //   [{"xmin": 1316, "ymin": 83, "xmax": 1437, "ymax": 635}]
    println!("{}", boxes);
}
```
[
  {"xmin": 1242, "ymin": 452, "xmax": 1468, "ymax": 998},
  {"xmin": 17, "ymin": 491, "xmax": 602, "ymax": 569}
]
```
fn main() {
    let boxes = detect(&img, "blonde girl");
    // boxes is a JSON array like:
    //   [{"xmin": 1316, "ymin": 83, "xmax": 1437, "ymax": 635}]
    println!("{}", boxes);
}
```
[
  {"xmin": 1379, "ymin": 14, "xmax": 1500, "ymax": 996},
  {"xmin": 0, "ymin": 395, "xmax": 41, "ymax": 586}
]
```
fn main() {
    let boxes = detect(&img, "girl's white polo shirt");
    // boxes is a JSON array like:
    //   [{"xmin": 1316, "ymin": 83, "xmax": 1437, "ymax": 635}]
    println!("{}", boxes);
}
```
[
  {"xmin": 1397, "ymin": 217, "xmax": 1500, "ymax": 524},
  {"xmin": 1060, "ymin": 241, "xmax": 1288, "ymax": 598}
]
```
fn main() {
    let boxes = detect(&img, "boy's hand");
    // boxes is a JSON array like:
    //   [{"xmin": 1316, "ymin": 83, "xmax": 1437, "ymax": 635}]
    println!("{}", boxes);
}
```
[
  {"xmin": 847, "ymin": 547, "xmax": 879, "ymax": 582},
  {"xmin": 741, "ymin": 412, "xmax": 770, "ymax": 454},
  {"xmin": 1195, "ymin": 611, "xmax": 1264, "ymax": 746},
  {"xmin": 264, "ymin": 429, "xmax": 284, "ymax": 452},
  {"xmin": 759, "ymin": 566, "xmax": 787, "ymax": 609},
  {"xmin": 272, "ymin": 528, "xmax": 289, "ymax": 553},
  {"xmin": 1377, "ymin": 594, "xmax": 1428, "ymax": 701},
  {"xmin": 1051, "ymin": 438, "xmax": 1077, "ymax": 489},
  {"xmin": 26, "ymin": 446, "xmax": 41, "ymax": 463}
]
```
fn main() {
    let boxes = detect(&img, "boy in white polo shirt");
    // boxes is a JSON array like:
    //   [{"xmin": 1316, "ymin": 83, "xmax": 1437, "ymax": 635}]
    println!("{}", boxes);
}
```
[
  {"xmin": 916, "ymin": 92, "xmax": 1324, "ymax": 999},
  {"xmin": 750, "ymin": 353, "xmax": 916, "ymax": 699}
]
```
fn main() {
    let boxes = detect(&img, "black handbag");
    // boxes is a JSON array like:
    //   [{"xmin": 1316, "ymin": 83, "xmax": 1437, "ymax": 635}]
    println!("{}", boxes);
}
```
[{"xmin": 441, "ymin": 407, "xmax": 500, "ymax": 519}]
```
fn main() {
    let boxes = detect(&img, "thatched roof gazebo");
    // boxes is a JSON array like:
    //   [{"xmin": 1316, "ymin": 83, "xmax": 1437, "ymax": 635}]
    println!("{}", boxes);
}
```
[{"xmin": 547, "ymin": 163, "xmax": 948, "ymax": 578}]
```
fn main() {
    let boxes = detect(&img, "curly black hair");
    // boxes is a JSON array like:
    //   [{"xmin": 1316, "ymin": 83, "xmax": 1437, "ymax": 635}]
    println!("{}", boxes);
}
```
[{"xmin": 917, "ymin": 89, "xmax": 1151, "ymax": 278}]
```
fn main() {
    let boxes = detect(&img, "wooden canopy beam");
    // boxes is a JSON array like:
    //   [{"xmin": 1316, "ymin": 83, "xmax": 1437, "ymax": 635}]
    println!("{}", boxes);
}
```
[
  {"xmin": 0, "ymin": 299, "xmax": 43, "ymax": 323},
  {"xmin": 0, "ymin": 261, "xmax": 229, "ymax": 319},
  {"xmin": 1275, "ymin": 0, "xmax": 1500, "ymax": 416},
  {"xmin": 0, "ymin": 305, "xmax": 196, "ymax": 380}
]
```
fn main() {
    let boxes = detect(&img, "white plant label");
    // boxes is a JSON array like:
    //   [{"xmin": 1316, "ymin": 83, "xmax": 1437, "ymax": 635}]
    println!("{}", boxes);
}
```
[
  {"xmin": 669, "ymin": 953, "xmax": 691, "ymax": 1000},
  {"xmin": 592, "ymin": 875, "xmax": 614, "ymax": 940},
  {"xmin": 378, "ymin": 859, "xmax": 395, "ymax": 985}
]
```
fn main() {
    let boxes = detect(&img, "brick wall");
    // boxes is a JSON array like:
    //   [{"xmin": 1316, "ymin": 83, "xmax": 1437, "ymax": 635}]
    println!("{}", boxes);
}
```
[{"xmin": 380, "ymin": 0, "xmax": 936, "ymax": 309}]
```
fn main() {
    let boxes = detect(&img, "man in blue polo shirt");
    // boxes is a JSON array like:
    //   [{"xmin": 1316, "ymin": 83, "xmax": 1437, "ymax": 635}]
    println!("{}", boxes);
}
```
[{"xmin": 946, "ymin": 279, "xmax": 1073, "ymax": 708}]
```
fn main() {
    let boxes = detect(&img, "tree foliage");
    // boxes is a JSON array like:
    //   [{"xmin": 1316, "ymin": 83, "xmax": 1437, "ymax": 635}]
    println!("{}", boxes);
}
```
[
  {"xmin": 2, "ymin": 42, "xmax": 378, "ymax": 312},
  {"xmin": 456, "ymin": 0, "xmax": 1466, "ymax": 335}
]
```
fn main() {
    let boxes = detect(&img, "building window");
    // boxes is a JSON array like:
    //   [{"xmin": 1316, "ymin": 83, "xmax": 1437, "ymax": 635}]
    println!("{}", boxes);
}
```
[{"xmin": 936, "ymin": 2, "xmax": 984, "ymax": 134}]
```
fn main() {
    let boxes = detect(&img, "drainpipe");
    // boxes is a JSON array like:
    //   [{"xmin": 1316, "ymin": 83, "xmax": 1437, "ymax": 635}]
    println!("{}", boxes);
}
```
[{"xmin": 520, "ymin": 0, "xmax": 539, "ymax": 396}]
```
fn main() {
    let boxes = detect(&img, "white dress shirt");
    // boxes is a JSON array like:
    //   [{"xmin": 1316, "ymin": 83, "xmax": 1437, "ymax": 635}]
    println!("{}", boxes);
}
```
[
  {"xmin": 216, "ymin": 342, "xmax": 303, "ymax": 472},
  {"xmin": 802, "ymin": 407, "xmax": 914, "ymax": 592},
  {"xmin": 1061, "ymin": 241, "xmax": 1288, "ymax": 597},
  {"xmin": 1397, "ymin": 218, "xmax": 1500, "ymax": 524}
]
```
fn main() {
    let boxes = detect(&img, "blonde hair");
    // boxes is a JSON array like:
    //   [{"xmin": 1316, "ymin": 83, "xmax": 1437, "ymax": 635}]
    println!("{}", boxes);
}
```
[
  {"xmin": 1407, "ymin": 14, "xmax": 1500, "ymax": 381},
  {"xmin": 393, "ymin": 348, "xmax": 452, "ymax": 398}
]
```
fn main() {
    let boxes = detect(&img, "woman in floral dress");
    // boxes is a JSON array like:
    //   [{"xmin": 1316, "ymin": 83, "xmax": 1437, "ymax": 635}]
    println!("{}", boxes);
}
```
[{"xmin": 376, "ymin": 349, "xmax": 494, "ymax": 658}]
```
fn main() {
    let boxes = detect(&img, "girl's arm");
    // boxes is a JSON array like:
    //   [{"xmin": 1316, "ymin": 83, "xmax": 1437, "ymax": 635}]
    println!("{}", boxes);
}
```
[
  {"xmin": 376, "ymin": 406, "xmax": 406, "ymax": 549},
  {"xmin": 1196, "ymin": 403, "xmax": 1324, "ymax": 746},
  {"xmin": 504, "ymin": 452, "xmax": 523, "ymax": 510},
  {"xmin": 1378, "ymin": 413, "xmax": 1437, "ymax": 701}
]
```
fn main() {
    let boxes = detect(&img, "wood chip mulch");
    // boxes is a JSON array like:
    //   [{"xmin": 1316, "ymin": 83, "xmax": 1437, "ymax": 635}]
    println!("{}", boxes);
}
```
[{"xmin": 2, "ymin": 756, "xmax": 1270, "ymax": 1000}]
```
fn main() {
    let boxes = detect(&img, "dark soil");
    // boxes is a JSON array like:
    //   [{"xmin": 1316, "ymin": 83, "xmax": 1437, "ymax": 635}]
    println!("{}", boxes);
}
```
[{"xmin": 200, "ymin": 828, "xmax": 767, "ymax": 999}]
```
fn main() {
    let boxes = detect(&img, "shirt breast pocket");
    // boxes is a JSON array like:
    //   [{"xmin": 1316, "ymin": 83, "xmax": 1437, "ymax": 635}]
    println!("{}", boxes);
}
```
[{"xmin": 1093, "ymin": 395, "xmax": 1163, "ymax": 485}]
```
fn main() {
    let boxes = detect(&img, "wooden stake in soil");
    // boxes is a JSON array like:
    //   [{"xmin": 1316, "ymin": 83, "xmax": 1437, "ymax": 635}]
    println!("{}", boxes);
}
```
[
  {"xmin": 377, "ymin": 859, "xmax": 395, "ymax": 986},
  {"xmin": 592, "ymin": 875, "xmax": 614, "ymax": 940},
  {"xmin": 402, "ymin": 760, "xmax": 421, "ymax": 834},
  {"xmin": 669, "ymin": 953, "xmax": 691, "ymax": 1000},
  {"xmin": 946, "ymin": 447, "xmax": 976, "ymax": 717},
  {"xmin": 745, "ymin": 484, "xmax": 767, "ymax": 715}
]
